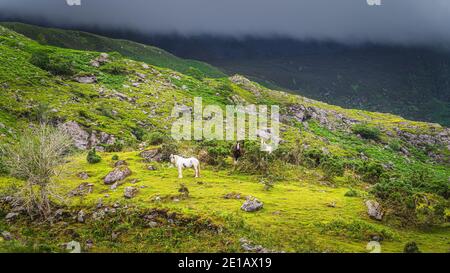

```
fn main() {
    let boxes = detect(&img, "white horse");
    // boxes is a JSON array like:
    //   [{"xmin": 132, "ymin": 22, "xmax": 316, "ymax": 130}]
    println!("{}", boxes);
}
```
[{"xmin": 170, "ymin": 154, "xmax": 200, "ymax": 178}]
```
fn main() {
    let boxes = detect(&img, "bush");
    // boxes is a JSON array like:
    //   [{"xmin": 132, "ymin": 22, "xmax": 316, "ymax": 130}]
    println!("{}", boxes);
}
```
[
  {"xmin": 1, "ymin": 124, "xmax": 72, "ymax": 219},
  {"xmin": 235, "ymin": 141, "xmax": 275, "ymax": 175},
  {"xmin": 146, "ymin": 131, "xmax": 168, "ymax": 145},
  {"xmin": 404, "ymin": 242, "xmax": 421, "ymax": 253},
  {"xmin": 320, "ymin": 156, "xmax": 345, "ymax": 180},
  {"xmin": 159, "ymin": 143, "xmax": 178, "ymax": 162},
  {"xmin": 87, "ymin": 148, "xmax": 101, "ymax": 164},
  {"xmin": 100, "ymin": 62, "xmax": 128, "ymax": 75},
  {"xmin": 104, "ymin": 141, "xmax": 124, "ymax": 152},
  {"xmin": 197, "ymin": 140, "xmax": 230, "ymax": 167},
  {"xmin": 185, "ymin": 67, "xmax": 205, "ymax": 80},
  {"xmin": 344, "ymin": 189, "xmax": 359, "ymax": 197},
  {"xmin": 352, "ymin": 124, "xmax": 381, "ymax": 141},
  {"xmin": 131, "ymin": 127, "xmax": 146, "ymax": 142},
  {"xmin": 357, "ymin": 161, "xmax": 385, "ymax": 183},
  {"xmin": 112, "ymin": 155, "xmax": 119, "ymax": 161},
  {"xmin": 30, "ymin": 51, "xmax": 74, "ymax": 76},
  {"xmin": 302, "ymin": 148, "xmax": 327, "ymax": 168}
]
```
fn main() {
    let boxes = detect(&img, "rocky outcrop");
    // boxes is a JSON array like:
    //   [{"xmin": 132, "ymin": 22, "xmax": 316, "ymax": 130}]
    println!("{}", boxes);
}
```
[
  {"xmin": 59, "ymin": 121, "xmax": 116, "ymax": 151},
  {"xmin": 365, "ymin": 200, "xmax": 384, "ymax": 221},
  {"xmin": 229, "ymin": 75, "xmax": 262, "ymax": 97},
  {"xmin": 59, "ymin": 121, "xmax": 90, "ymax": 150},
  {"xmin": 140, "ymin": 149, "xmax": 162, "ymax": 162},
  {"xmin": 104, "ymin": 167, "xmax": 132, "ymax": 185}
]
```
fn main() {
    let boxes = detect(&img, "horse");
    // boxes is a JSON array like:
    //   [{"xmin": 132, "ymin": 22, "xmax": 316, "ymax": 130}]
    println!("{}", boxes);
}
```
[
  {"xmin": 169, "ymin": 154, "xmax": 200, "ymax": 179},
  {"xmin": 232, "ymin": 141, "xmax": 244, "ymax": 165}
]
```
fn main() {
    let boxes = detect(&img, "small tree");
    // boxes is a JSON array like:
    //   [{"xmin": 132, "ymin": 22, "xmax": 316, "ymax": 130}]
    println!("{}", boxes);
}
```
[{"xmin": 1, "ymin": 124, "xmax": 72, "ymax": 220}]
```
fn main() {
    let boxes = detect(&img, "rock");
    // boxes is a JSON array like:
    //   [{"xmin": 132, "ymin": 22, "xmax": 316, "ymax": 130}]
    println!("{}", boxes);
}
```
[
  {"xmin": 223, "ymin": 192, "xmax": 243, "ymax": 199},
  {"xmin": 241, "ymin": 197, "xmax": 263, "ymax": 212},
  {"xmin": 326, "ymin": 201, "xmax": 337, "ymax": 208},
  {"xmin": 147, "ymin": 221, "xmax": 159, "ymax": 228},
  {"xmin": 5, "ymin": 212, "xmax": 18, "ymax": 220},
  {"xmin": 147, "ymin": 165, "xmax": 157, "ymax": 171},
  {"xmin": 124, "ymin": 187, "xmax": 139, "ymax": 199},
  {"xmin": 110, "ymin": 182, "xmax": 119, "ymax": 190},
  {"xmin": 77, "ymin": 172, "xmax": 89, "ymax": 180},
  {"xmin": 114, "ymin": 160, "xmax": 128, "ymax": 167},
  {"xmin": 1, "ymin": 231, "xmax": 12, "ymax": 241},
  {"xmin": 104, "ymin": 167, "xmax": 132, "ymax": 185},
  {"xmin": 59, "ymin": 121, "xmax": 90, "ymax": 150},
  {"xmin": 365, "ymin": 200, "xmax": 384, "ymax": 221},
  {"xmin": 77, "ymin": 210, "xmax": 86, "ymax": 223},
  {"xmin": 68, "ymin": 183, "xmax": 94, "ymax": 197},
  {"xmin": 85, "ymin": 239, "xmax": 94, "ymax": 249},
  {"xmin": 140, "ymin": 149, "xmax": 162, "ymax": 162},
  {"xmin": 74, "ymin": 76, "xmax": 97, "ymax": 84}
]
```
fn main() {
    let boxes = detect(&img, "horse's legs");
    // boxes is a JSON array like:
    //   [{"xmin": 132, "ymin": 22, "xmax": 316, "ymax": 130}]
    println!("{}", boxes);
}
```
[{"xmin": 178, "ymin": 166, "xmax": 183, "ymax": 178}]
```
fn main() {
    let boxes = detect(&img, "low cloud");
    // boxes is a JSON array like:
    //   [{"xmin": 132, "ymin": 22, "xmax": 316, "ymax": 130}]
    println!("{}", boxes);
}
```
[{"xmin": 1, "ymin": 0, "xmax": 450, "ymax": 46}]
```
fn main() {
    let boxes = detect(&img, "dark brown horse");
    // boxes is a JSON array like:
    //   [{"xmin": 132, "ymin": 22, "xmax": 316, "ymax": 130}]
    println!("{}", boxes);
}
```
[{"xmin": 232, "ymin": 141, "xmax": 244, "ymax": 165}]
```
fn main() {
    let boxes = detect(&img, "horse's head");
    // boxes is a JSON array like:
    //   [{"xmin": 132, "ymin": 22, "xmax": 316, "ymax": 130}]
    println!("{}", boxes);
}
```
[{"xmin": 169, "ymin": 154, "xmax": 175, "ymax": 164}]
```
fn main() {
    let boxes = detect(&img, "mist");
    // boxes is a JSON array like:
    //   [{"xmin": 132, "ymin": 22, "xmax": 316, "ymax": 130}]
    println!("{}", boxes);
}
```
[{"xmin": 1, "ymin": 0, "xmax": 450, "ymax": 46}]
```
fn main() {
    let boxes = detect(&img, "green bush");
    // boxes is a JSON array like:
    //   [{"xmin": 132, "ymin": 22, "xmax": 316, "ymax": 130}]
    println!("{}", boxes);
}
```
[
  {"xmin": 112, "ymin": 155, "xmax": 119, "ymax": 161},
  {"xmin": 357, "ymin": 161, "xmax": 385, "ymax": 183},
  {"xmin": 352, "ymin": 124, "xmax": 381, "ymax": 141},
  {"xmin": 30, "ymin": 51, "xmax": 74, "ymax": 76},
  {"xmin": 320, "ymin": 156, "xmax": 345, "ymax": 180},
  {"xmin": 344, "ymin": 189, "xmax": 359, "ymax": 197},
  {"xmin": 185, "ymin": 67, "xmax": 205, "ymax": 80},
  {"xmin": 100, "ymin": 62, "xmax": 128, "ymax": 75},
  {"xmin": 87, "ymin": 148, "xmax": 101, "ymax": 164},
  {"xmin": 146, "ymin": 131, "xmax": 168, "ymax": 145},
  {"xmin": 131, "ymin": 127, "xmax": 146, "ymax": 142},
  {"xmin": 104, "ymin": 141, "xmax": 124, "ymax": 153},
  {"xmin": 197, "ymin": 140, "xmax": 230, "ymax": 167},
  {"xmin": 235, "ymin": 141, "xmax": 275, "ymax": 175},
  {"xmin": 159, "ymin": 143, "xmax": 178, "ymax": 162},
  {"xmin": 404, "ymin": 242, "xmax": 421, "ymax": 253}
]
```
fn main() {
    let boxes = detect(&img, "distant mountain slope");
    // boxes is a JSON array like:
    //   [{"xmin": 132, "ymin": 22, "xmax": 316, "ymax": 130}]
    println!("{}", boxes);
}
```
[
  {"xmin": 141, "ymin": 36, "xmax": 450, "ymax": 127},
  {"xmin": 0, "ymin": 22, "xmax": 225, "ymax": 78}
]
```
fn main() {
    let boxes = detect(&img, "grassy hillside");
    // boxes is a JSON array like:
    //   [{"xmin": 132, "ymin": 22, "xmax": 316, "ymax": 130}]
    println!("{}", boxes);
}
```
[
  {"xmin": 0, "ymin": 22, "xmax": 225, "ymax": 79},
  {"xmin": 0, "ymin": 25, "xmax": 448, "ymax": 253}
]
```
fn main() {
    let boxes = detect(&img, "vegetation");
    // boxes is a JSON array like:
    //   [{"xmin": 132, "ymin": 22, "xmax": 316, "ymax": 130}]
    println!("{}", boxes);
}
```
[
  {"xmin": 0, "ymin": 124, "xmax": 72, "ymax": 219},
  {"xmin": 0, "ymin": 24, "xmax": 448, "ymax": 253},
  {"xmin": 87, "ymin": 148, "xmax": 102, "ymax": 164}
]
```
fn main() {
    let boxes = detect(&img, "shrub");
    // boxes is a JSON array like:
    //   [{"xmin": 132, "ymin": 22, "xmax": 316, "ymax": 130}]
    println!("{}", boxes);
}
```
[
  {"xmin": 302, "ymin": 148, "xmax": 326, "ymax": 168},
  {"xmin": 100, "ymin": 62, "xmax": 128, "ymax": 75},
  {"xmin": 357, "ymin": 161, "xmax": 385, "ymax": 183},
  {"xmin": 198, "ymin": 140, "xmax": 230, "ymax": 167},
  {"xmin": 131, "ymin": 127, "xmax": 146, "ymax": 142},
  {"xmin": 352, "ymin": 124, "xmax": 381, "ymax": 141},
  {"xmin": 403, "ymin": 242, "xmax": 421, "ymax": 253},
  {"xmin": 104, "ymin": 141, "xmax": 124, "ymax": 152},
  {"xmin": 344, "ymin": 189, "xmax": 359, "ymax": 197},
  {"xmin": 235, "ymin": 141, "xmax": 275, "ymax": 175},
  {"xmin": 320, "ymin": 156, "xmax": 345, "ymax": 180},
  {"xmin": 1, "ymin": 124, "xmax": 72, "ymax": 219},
  {"xmin": 146, "ymin": 131, "xmax": 168, "ymax": 145},
  {"xmin": 112, "ymin": 155, "xmax": 119, "ymax": 161},
  {"xmin": 30, "ymin": 51, "xmax": 74, "ymax": 76},
  {"xmin": 159, "ymin": 143, "xmax": 178, "ymax": 162},
  {"xmin": 87, "ymin": 148, "xmax": 101, "ymax": 164}
]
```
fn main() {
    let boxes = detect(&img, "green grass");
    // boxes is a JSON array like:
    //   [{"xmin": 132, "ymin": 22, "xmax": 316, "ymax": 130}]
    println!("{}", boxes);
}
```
[{"xmin": 0, "ymin": 22, "xmax": 225, "ymax": 79}]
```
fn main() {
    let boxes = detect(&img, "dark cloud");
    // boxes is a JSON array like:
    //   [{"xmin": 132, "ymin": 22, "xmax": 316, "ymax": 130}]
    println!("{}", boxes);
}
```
[{"xmin": 1, "ymin": 0, "xmax": 450, "ymax": 46}]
